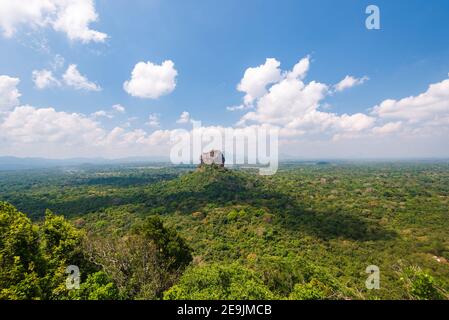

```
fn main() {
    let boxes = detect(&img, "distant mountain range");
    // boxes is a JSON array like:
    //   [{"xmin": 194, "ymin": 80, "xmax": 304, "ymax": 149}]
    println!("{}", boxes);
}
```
[
  {"xmin": 0, "ymin": 156, "xmax": 171, "ymax": 170},
  {"xmin": 1, "ymin": 155, "xmax": 447, "ymax": 171}
]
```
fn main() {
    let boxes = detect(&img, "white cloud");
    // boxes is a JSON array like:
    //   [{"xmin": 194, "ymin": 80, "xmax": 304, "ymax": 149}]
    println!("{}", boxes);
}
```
[
  {"xmin": 372, "ymin": 76, "xmax": 449, "ymax": 124},
  {"xmin": 91, "ymin": 110, "xmax": 113, "ymax": 119},
  {"xmin": 0, "ymin": 77, "xmax": 171, "ymax": 157},
  {"xmin": 239, "ymin": 78, "xmax": 329, "ymax": 126},
  {"xmin": 237, "ymin": 58, "xmax": 282, "ymax": 106},
  {"xmin": 123, "ymin": 60, "xmax": 178, "ymax": 99},
  {"xmin": 32, "ymin": 69, "xmax": 60, "ymax": 89},
  {"xmin": 99, "ymin": 126, "xmax": 173, "ymax": 155},
  {"xmin": 372, "ymin": 121, "xmax": 403, "ymax": 135},
  {"xmin": 0, "ymin": 75, "xmax": 21, "ymax": 111},
  {"xmin": 226, "ymin": 104, "xmax": 253, "ymax": 112},
  {"xmin": 334, "ymin": 75, "xmax": 369, "ymax": 92},
  {"xmin": 0, "ymin": 0, "xmax": 107, "ymax": 43},
  {"xmin": 176, "ymin": 111, "xmax": 191, "ymax": 124},
  {"xmin": 52, "ymin": 0, "xmax": 107, "ymax": 43},
  {"xmin": 90, "ymin": 105, "xmax": 127, "ymax": 120},
  {"xmin": 62, "ymin": 64, "xmax": 101, "ymax": 91},
  {"xmin": 237, "ymin": 57, "xmax": 377, "ymax": 138},
  {"xmin": 146, "ymin": 113, "xmax": 160, "ymax": 127},
  {"xmin": 337, "ymin": 113, "xmax": 376, "ymax": 132},
  {"xmin": 1, "ymin": 105, "xmax": 104, "ymax": 144},
  {"xmin": 286, "ymin": 56, "xmax": 310, "ymax": 80},
  {"xmin": 2, "ymin": 61, "xmax": 449, "ymax": 159},
  {"xmin": 282, "ymin": 111, "xmax": 376, "ymax": 137},
  {"xmin": 273, "ymin": 71, "xmax": 449, "ymax": 145},
  {"xmin": 0, "ymin": 0, "xmax": 53, "ymax": 37},
  {"xmin": 236, "ymin": 56, "xmax": 311, "ymax": 108},
  {"xmin": 32, "ymin": 64, "xmax": 101, "ymax": 92},
  {"xmin": 112, "ymin": 104, "xmax": 125, "ymax": 113},
  {"xmin": 0, "ymin": 105, "xmax": 172, "ymax": 158}
]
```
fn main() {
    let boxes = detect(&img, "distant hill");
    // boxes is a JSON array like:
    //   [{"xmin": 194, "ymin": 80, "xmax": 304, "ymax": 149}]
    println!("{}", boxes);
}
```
[{"xmin": 0, "ymin": 156, "xmax": 170, "ymax": 170}]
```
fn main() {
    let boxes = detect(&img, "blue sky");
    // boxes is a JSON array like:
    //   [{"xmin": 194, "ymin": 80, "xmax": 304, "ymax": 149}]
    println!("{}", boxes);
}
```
[{"xmin": 1, "ymin": 0, "xmax": 449, "ymax": 159}]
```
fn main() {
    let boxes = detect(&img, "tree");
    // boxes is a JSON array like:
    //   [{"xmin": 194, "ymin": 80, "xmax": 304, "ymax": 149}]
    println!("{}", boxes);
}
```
[
  {"xmin": 0, "ymin": 202, "xmax": 42, "ymax": 299},
  {"xmin": 68, "ymin": 271, "xmax": 119, "ymax": 300},
  {"xmin": 39, "ymin": 210, "xmax": 89, "ymax": 299},
  {"xmin": 83, "ymin": 217, "xmax": 192, "ymax": 299},
  {"xmin": 0, "ymin": 202, "xmax": 91, "ymax": 300},
  {"xmin": 133, "ymin": 216, "xmax": 192, "ymax": 270},
  {"xmin": 164, "ymin": 263, "xmax": 277, "ymax": 300}
]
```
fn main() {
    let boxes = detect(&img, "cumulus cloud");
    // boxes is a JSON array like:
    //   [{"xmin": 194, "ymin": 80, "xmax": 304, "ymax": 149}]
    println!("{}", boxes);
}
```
[
  {"xmin": 1, "ymin": 105, "xmax": 105, "ymax": 144},
  {"xmin": 286, "ymin": 56, "xmax": 310, "ymax": 80},
  {"xmin": 32, "ymin": 64, "xmax": 100, "ymax": 91},
  {"xmin": 372, "ymin": 76, "xmax": 449, "ymax": 124},
  {"xmin": 0, "ymin": 0, "xmax": 107, "ymax": 43},
  {"xmin": 0, "ymin": 106, "xmax": 172, "ymax": 158},
  {"xmin": 372, "ymin": 121, "xmax": 403, "ymax": 135},
  {"xmin": 236, "ymin": 56, "xmax": 311, "ymax": 108},
  {"xmin": 237, "ymin": 58, "xmax": 283, "ymax": 106},
  {"xmin": 176, "ymin": 111, "xmax": 191, "ymax": 124},
  {"xmin": 2, "ymin": 65, "xmax": 449, "ymax": 159},
  {"xmin": 0, "ymin": 75, "xmax": 21, "ymax": 111},
  {"xmin": 236, "ymin": 57, "xmax": 378, "ymax": 139},
  {"xmin": 337, "ymin": 113, "xmax": 376, "ymax": 132},
  {"xmin": 32, "ymin": 69, "xmax": 60, "ymax": 89},
  {"xmin": 123, "ymin": 60, "xmax": 178, "ymax": 99},
  {"xmin": 239, "ymin": 78, "xmax": 329, "ymax": 126},
  {"xmin": 0, "ymin": 76, "xmax": 173, "ymax": 157},
  {"xmin": 99, "ymin": 127, "xmax": 173, "ymax": 156},
  {"xmin": 334, "ymin": 75, "xmax": 369, "ymax": 92},
  {"xmin": 0, "ymin": 75, "xmax": 170, "ymax": 157},
  {"xmin": 62, "ymin": 64, "xmax": 101, "ymax": 91},
  {"xmin": 52, "ymin": 0, "xmax": 107, "ymax": 43}
]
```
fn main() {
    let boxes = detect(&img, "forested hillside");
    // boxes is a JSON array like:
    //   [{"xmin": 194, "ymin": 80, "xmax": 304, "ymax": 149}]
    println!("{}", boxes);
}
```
[{"xmin": 1, "ymin": 162, "xmax": 449, "ymax": 299}]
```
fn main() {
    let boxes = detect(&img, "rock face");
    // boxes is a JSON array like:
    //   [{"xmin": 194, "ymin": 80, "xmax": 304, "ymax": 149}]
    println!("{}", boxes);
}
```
[{"xmin": 200, "ymin": 150, "xmax": 225, "ymax": 167}]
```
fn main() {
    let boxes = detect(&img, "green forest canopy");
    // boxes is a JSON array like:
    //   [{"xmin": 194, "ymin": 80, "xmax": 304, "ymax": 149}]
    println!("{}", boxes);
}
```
[{"xmin": 1, "ymin": 162, "xmax": 449, "ymax": 300}]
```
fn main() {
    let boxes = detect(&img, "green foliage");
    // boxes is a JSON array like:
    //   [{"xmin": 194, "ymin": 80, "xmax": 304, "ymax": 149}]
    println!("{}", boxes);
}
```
[
  {"xmin": 164, "ymin": 263, "xmax": 277, "ymax": 300},
  {"xmin": 133, "ymin": 216, "xmax": 192, "ymax": 270},
  {"xmin": 0, "ymin": 201, "xmax": 88, "ymax": 300},
  {"xmin": 83, "ymin": 217, "xmax": 192, "ymax": 300},
  {"xmin": 0, "ymin": 202, "xmax": 42, "ymax": 299},
  {"xmin": 400, "ymin": 266, "xmax": 447, "ymax": 300},
  {"xmin": 41, "ymin": 210, "xmax": 83, "ymax": 259},
  {"xmin": 68, "ymin": 271, "xmax": 119, "ymax": 300},
  {"xmin": 2, "ymin": 162, "xmax": 449, "ymax": 300},
  {"xmin": 410, "ymin": 273, "xmax": 440, "ymax": 300},
  {"xmin": 288, "ymin": 280, "xmax": 328, "ymax": 300},
  {"xmin": 249, "ymin": 256, "xmax": 343, "ymax": 298},
  {"xmin": 226, "ymin": 209, "xmax": 247, "ymax": 222},
  {"xmin": 39, "ymin": 210, "xmax": 89, "ymax": 299}
]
